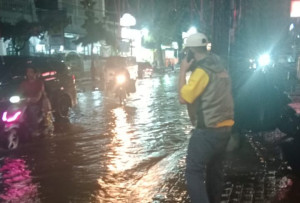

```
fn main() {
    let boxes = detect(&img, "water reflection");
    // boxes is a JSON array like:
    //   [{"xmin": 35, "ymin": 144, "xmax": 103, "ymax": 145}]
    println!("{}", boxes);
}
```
[
  {"xmin": 94, "ymin": 75, "xmax": 189, "ymax": 202},
  {"xmin": 0, "ymin": 74, "xmax": 191, "ymax": 202},
  {"xmin": 0, "ymin": 158, "xmax": 39, "ymax": 202},
  {"xmin": 96, "ymin": 102, "xmax": 167, "ymax": 201},
  {"xmin": 108, "ymin": 107, "xmax": 135, "ymax": 173},
  {"xmin": 96, "ymin": 106, "xmax": 135, "ymax": 202},
  {"xmin": 92, "ymin": 91, "xmax": 102, "ymax": 107},
  {"xmin": 163, "ymin": 74, "xmax": 172, "ymax": 86}
]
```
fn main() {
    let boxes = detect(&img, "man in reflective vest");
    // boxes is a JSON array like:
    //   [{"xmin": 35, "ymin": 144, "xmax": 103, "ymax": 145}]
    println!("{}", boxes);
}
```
[{"xmin": 178, "ymin": 33, "xmax": 234, "ymax": 203}]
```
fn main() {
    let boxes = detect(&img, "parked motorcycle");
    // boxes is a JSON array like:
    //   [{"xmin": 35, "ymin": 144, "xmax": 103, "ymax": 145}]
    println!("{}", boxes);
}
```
[
  {"xmin": 0, "ymin": 95, "xmax": 54, "ymax": 150},
  {"xmin": 231, "ymin": 53, "xmax": 300, "ymax": 173}
]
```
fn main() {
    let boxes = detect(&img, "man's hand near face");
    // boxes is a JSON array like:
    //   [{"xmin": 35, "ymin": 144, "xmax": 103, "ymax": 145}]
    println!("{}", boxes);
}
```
[{"xmin": 178, "ymin": 57, "xmax": 194, "ymax": 104}]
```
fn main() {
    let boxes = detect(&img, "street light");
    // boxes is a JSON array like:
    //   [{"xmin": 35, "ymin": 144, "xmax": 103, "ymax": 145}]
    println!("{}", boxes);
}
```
[
  {"xmin": 290, "ymin": 23, "xmax": 295, "ymax": 31},
  {"xmin": 187, "ymin": 26, "xmax": 197, "ymax": 36},
  {"xmin": 120, "ymin": 13, "xmax": 137, "ymax": 57},
  {"xmin": 258, "ymin": 53, "xmax": 271, "ymax": 67},
  {"xmin": 141, "ymin": 28, "xmax": 149, "ymax": 37},
  {"xmin": 120, "ymin": 13, "xmax": 136, "ymax": 27}
]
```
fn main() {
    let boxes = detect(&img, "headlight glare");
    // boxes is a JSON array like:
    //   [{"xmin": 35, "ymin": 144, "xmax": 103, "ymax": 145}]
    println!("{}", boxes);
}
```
[
  {"xmin": 9, "ymin": 96, "xmax": 21, "ymax": 103},
  {"xmin": 258, "ymin": 54, "xmax": 271, "ymax": 67}
]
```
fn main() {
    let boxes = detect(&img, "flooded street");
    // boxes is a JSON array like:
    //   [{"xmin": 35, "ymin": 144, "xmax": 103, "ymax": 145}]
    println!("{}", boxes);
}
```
[
  {"xmin": 1, "ymin": 0, "xmax": 300, "ymax": 201},
  {"xmin": 0, "ymin": 72, "xmax": 193, "ymax": 202}
]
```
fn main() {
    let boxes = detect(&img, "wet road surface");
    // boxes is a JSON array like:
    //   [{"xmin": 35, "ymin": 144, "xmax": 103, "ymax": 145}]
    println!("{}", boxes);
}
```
[
  {"xmin": 1, "ymin": 72, "xmax": 299, "ymax": 203},
  {"xmin": 0, "ymin": 72, "xmax": 193, "ymax": 202}
]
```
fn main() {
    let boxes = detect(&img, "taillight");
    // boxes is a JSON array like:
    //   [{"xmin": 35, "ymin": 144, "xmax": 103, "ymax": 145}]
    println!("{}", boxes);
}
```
[
  {"xmin": 44, "ymin": 77, "xmax": 56, "ymax": 81},
  {"xmin": 42, "ymin": 71, "xmax": 57, "ymax": 77},
  {"xmin": 2, "ymin": 111, "xmax": 22, "ymax": 122}
]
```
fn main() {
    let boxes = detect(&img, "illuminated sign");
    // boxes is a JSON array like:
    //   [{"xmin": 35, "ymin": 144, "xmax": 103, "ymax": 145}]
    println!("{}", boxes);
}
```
[{"xmin": 291, "ymin": 0, "xmax": 300, "ymax": 17}]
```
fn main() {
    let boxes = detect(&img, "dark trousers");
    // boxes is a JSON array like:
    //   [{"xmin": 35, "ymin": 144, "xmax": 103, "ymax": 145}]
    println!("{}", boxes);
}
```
[
  {"xmin": 186, "ymin": 127, "xmax": 231, "ymax": 203},
  {"xmin": 27, "ymin": 104, "xmax": 41, "ymax": 134}
]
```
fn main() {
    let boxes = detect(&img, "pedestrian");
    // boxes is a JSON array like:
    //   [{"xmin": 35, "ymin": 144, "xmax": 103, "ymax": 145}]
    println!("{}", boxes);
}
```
[{"xmin": 178, "ymin": 33, "xmax": 234, "ymax": 203}]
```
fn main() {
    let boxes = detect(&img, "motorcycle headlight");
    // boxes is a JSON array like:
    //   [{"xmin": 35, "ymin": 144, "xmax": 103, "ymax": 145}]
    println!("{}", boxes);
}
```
[
  {"xmin": 116, "ymin": 75, "xmax": 126, "ymax": 84},
  {"xmin": 9, "ymin": 96, "xmax": 21, "ymax": 103},
  {"xmin": 258, "ymin": 54, "xmax": 271, "ymax": 67}
]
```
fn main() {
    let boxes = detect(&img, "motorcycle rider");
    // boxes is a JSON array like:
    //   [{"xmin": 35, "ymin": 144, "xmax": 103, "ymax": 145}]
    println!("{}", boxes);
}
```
[
  {"xmin": 117, "ymin": 67, "xmax": 131, "ymax": 94},
  {"xmin": 106, "ymin": 65, "xmax": 131, "ymax": 96},
  {"xmin": 20, "ymin": 66, "xmax": 51, "ymax": 135}
]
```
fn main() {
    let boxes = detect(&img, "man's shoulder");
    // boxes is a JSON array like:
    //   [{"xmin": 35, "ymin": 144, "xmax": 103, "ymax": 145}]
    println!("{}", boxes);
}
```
[
  {"xmin": 190, "ymin": 68, "xmax": 210, "ymax": 80},
  {"xmin": 196, "ymin": 54, "xmax": 226, "ymax": 73},
  {"xmin": 192, "ymin": 67, "xmax": 208, "ymax": 75}
]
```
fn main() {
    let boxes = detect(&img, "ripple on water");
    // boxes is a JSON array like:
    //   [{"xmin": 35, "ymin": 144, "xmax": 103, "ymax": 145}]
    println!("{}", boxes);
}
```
[{"xmin": 3, "ymin": 74, "xmax": 193, "ymax": 202}]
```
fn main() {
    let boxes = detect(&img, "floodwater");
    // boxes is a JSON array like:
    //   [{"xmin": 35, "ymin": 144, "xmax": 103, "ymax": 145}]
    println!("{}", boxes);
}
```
[{"xmin": 0, "ymin": 72, "xmax": 193, "ymax": 202}]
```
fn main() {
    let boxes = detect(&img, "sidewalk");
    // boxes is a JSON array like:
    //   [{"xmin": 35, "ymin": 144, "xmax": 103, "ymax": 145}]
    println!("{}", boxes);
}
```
[
  {"xmin": 152, "ymin": 132, "xmax": 295, "ymax": 203},
  {"xmin": 152, "ymin": 82, "xmax": 300, "ymax": 202}
]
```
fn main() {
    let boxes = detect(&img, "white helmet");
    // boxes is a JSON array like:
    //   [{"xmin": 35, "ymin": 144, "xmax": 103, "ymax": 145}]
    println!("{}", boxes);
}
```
[{"xmin": 185, "ymin": 33, "xmax": 208, "ymax": 47}]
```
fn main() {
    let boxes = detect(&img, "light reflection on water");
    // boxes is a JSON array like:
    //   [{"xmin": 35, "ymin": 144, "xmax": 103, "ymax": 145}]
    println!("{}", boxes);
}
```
[
  {"xmin": 0, "ymin": 158, "xmax": 39, "ymax": 202},
  {"xmin": 94, "ymin": 75, "xmax": 190, "ymax": 202},
  {"xmin": 1, "ymin": 74, "xmax": 192, "ymax": 202},
  {"xmin": 108, "ymin": 107, "xmax": 135, "ymax": 173},
  {"xmin": 96, "ymin": 107, "xmax": 137, "ymax": 202}
]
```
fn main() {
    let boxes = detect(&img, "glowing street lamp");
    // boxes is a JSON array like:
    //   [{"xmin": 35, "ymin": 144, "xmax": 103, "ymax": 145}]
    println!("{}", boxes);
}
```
[
  {"xmin": 120, "ymin": 13, "xmax": 136, "ymax": 27},
  {"xmin": 141, "ymin": 28, "xmax": 149, "ymax": 37},
  {"xmin": 187, "ymin": 26, "xmax": 197, "ymax": 36},
  {"xmin": 258, "ymin": 53, "xmax": 271, "ymax": 67},
  {"xmin": 290, "ymin": 23, "xmax": 295, "ymax": 31}
]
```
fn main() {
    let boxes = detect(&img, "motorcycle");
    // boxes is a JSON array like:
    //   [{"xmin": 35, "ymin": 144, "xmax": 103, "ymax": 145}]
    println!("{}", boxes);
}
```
[
  {"xmin": 0, "ymin": 95, "xmax": 54, "ymax": 150},
  {"xmin": 231, "ymin": 52, "xmax": 300, "ymax": 173},
  {"xmin": 115, "ymin": 74, "xmax": 127, "ymax": 105}
]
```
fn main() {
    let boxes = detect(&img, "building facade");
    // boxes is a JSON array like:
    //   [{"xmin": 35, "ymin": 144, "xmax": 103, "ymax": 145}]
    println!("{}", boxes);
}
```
[
  {"xmin": 0, "ymin": 0, "xmax": 37, "ymax": 55},
  {"xmin": 0, "ymin": 0, "xmax": 106, "ymax": 56},
  {"xmin": 0, "ymin": 0, "xmax": 37, "ymax": 24}
]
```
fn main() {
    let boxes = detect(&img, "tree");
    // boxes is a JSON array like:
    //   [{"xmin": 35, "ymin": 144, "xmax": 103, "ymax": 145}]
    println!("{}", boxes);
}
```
[
  {"xmin": 74, "ymin": 0, "xmax": 110, "ymax": 81},
  {"xmin": 75, "ymin": 0, "xmax": 108, "ymax": 47},
  {"xmin": 232, "ymin": 0, "xmax": 290, "ymax": 58},
  {"xmin": 132, "ymin": 0, "xmax": 214, "ymax": 67},
  {"xmin": 0, "ymin": 20, "xmax": 43, "ymax": 55},
  {"xmin": 0, "ymin": 9, "xmax": 70, "ymax": 55},
  {"xmin": 136, "ymin": 0, "xmax": 189, "ymax": 67},
  {"xmin": 37, "ymin": 9, "xmax": 70, "ymax": 39}
]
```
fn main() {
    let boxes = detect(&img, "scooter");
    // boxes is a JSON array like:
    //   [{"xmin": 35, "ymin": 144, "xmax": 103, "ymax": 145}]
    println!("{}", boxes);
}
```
[
  {"xmin": 115, "ymin": 74, "xmax": 127, "ymax": 105},
  {"xmin": 232, "ymin": 54, "xmax": 300, "ymax": 173},
  {"xmin": 0, "ymin": 95, "xmax": 54, "ymax": 150}
]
